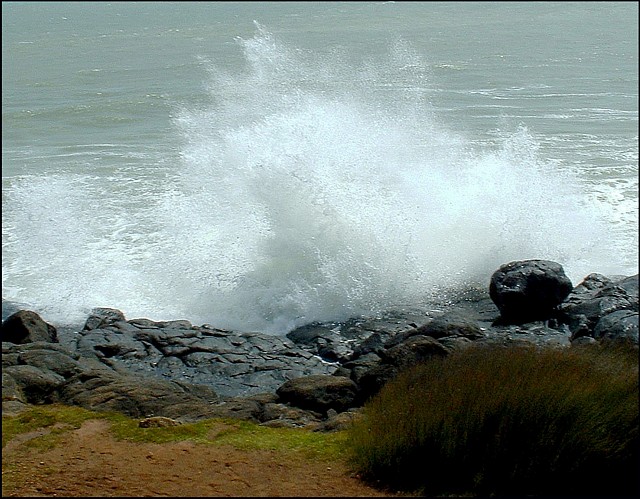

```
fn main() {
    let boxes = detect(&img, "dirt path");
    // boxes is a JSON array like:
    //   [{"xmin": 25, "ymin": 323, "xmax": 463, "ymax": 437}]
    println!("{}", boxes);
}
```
[{"xmin": 2, "ymin": 419, "xmax": 397, "ymax": 497}]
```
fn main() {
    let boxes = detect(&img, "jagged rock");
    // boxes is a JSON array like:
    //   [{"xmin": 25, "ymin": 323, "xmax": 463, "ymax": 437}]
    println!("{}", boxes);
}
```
[
  {"xmin": 68, "ymin": 311, "xmax": 339, "ymax": 398},
  {"xmin": 276, "ymin": 374, "xmax": 359, "ymax": 414},
  {"xmin": 559, "ymin": 274, "xmax": 638, "ymax": 339},
  {"xmin": 287, "ymin": 316, "xmax": 418, "ymax": 363},
  {"xmin": 4, "ymin": 266, "xmax": 635, "ymax": 424},
  {"xmin": 614, "ymin": 274, "xmax": 639, "ymax": 303},
  {"xmin": 340, "ymin": 352, "xmax": 382, "ymax": 386},
  {"xmin": 490, "ymin": 260, "xmax": 573, "ymax": 323},
  {"xmin": 2, "ymin": 310, "xmax": 58, "ymax": 344},
  {"xmin": 351, "ymin": 332, "xmax": 386, "ymax": 358},
  {"xmin": 83, "ymin": 308, "xmax": 127, "ymax": 331}
]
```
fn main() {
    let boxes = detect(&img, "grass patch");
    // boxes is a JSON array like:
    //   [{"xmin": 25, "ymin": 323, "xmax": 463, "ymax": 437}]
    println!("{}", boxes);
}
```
[
  {"xmin": 212, "ymin": 419, "xmax": 348, "ymax": 460},
  {"xmin": 347, "ymin": 342, "xmax": 639, "ymax": 496},
  {"xmin": 2, "ymin": 404, "xmax": 105, "ymax": 450},
  {"xmin": 3, "ymin": 404, "xmax": 346, "ymax": 461},
  {"xmin": 107, "ymin": 415, "xmax": 346, "ymax": 460}
]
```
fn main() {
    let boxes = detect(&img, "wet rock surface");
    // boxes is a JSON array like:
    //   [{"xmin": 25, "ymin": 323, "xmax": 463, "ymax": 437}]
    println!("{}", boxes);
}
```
[
  {"xmin": 3, "ymin": 260, "xmax": 638, "ymax": 429},
  {"xmin": 490, "ymin": 259, "xmax": 574, "ymax": 322}
]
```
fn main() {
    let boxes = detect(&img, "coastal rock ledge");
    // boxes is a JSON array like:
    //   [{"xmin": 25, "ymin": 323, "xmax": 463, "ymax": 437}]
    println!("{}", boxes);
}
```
[{"xmin": 3, "ymin": 260, "xmax": 638, "ymax": 429}]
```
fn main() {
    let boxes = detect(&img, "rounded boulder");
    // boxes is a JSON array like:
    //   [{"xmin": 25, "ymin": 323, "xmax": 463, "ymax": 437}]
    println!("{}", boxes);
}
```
[{"xmin": 490, "ymin": 260, "xmax": 573, "ymax": 323}]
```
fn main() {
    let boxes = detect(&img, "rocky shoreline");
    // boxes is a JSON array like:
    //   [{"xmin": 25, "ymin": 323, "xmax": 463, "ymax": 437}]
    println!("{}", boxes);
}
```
[{"xmin": 3, "ymin": 260, "xmax": 638, "ymax": 431}]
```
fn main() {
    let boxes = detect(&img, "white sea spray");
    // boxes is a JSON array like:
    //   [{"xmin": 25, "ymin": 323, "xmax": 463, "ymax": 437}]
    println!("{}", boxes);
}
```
[{"xmin": 2, "ymin": 25, "xmax": 634, "ymax": 333}]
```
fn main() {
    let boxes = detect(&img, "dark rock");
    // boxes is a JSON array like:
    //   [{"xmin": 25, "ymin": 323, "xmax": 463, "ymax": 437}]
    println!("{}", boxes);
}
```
[
  {"xmin": 414, "ymin": 311, "xmax": 484, "ymax": 340},
  {"xmin": 3, "ymin": 365, "xmax": 66, "ymax": 403},
  {"xmin": 2, "ymin": 310, "xmax": 58, "ymax": 344},
  {"xmin": 317, "ymin": 341, "xmax": 352, "ymax": 363},
  {"xmin": 489, "ymin": 260, "xmax": 573, "ymax": 323},
  {"xmin": 2, "ymin": 299, "xmax": 31, "ymax": 322},
  {"xmin": 2, "ymin": 371, "xmax": 27, "ymax": 404},
  {"xmin": 58, "ymin": 368, "xmax": 220, "ymax": 421},
  {"xmin": 83, "ymin": 308, "xmax": 126, "ymax": 331},
  {"xmin": 380, "ymin": 335, "xmax": 451, "ymax": 371},
  {"xmin": 260, "ymin": 402, "xmax": 321, "ymax": 427},
  {"xmin": 351, "ymin": 332, "xmax": 387, "ymax": 358},
  {"xmin": 356, "ymin": 363, "xmax": 399, "ymax": 401},
  {"xmin": 559, "ymin": 273, "xmax": 638, "ymax": 339},
  {"xmin": 286, "ymin": 323, "xmax": 353, "ymax": 362},
  {"xmin": 276, "ymin": 374, "xmax": 359, "ymax": 414},
  {"xmin": 286, "ymin": 323, "xmax": 336, "ymax": 345},
  {"xmin": 287, "ymin": 316, "xmax": 419, "ymax": 363},
  {"xmin": 314, "ymin": 408, "xmax": 362, "ymax": 432},
  {"xmin": 70, "ymin": 314, "xmax": 338, "ymax": 398},
  {"xmin": 355, "ymin": 335, "xmax": 451, "ymax": 400},
  {"xmin": 17, "ymin": 348, "xmax": 84, "ymax": 378},
  {"xmin": 615, "ymin": 274, "xmax": 639, "ymax": 303},
  {"xmin": 331, "ymin": 366, "xmax": 352, "ymax": 378},
  {"xmin": 6, "ymin": 265, "xmax": 632, "ymax": 424},
  {"xmin": 205, "ymin": 397, "xmax": 264, "ymax": 422},
  {"xmin": 593, "ymin": 310, "xmax": 639, "ymax": 344},
  {"xmin": 341, "ymin": 352, "xmax": 382, "ymax": 385}
]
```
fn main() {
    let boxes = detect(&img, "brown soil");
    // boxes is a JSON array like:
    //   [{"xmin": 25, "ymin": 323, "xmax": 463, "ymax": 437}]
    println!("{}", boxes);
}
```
[{"xmin": 2, "ymin": 419, "xmax": 400, "ymax": 497}]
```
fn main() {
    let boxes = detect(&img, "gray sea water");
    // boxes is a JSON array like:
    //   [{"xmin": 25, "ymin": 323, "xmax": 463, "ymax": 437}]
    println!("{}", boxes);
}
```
[{"xmin": 2, "ymin": 1, "xmax": 638, "ymax": 333}]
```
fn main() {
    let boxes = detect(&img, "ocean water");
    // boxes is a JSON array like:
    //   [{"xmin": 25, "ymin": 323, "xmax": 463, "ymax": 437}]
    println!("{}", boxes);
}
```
[{"xmin": 2, "ymin": 2, "xmax": 638, "ymax": 333}]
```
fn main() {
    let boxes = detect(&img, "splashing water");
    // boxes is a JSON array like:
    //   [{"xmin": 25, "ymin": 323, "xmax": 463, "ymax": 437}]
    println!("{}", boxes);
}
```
[{"xmin": 2, "ymin": 25, "xmax": 632, "ymax": 333}]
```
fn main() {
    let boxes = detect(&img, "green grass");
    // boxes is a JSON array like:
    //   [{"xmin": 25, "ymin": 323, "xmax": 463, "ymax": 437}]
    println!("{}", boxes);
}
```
[
  {"xmin": 3, "ymin": 403, "xmax": 348, "ymax": 497},
  {"xmin": 2, "ymin": 404, "xmax": 346, "ymax": 461},
  {"xmin": 2, "ymin": 404, "xmax": 106, "ymax": 450},
  {"xmin": 347, "ymin": 342, "xmax": 639, "ymax": 496}
]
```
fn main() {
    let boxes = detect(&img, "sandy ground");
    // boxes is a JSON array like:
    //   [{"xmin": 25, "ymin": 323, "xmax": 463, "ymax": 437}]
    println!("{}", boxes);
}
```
[{"xmin": 2, "ymin": 418, "xmax": 400, "ymax": 497}]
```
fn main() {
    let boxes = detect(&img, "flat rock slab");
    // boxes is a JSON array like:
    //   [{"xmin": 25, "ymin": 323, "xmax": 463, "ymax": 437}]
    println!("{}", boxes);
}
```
[{"xmin": 60, "ymin": 310, "xmax": 339, "ymax": 398}]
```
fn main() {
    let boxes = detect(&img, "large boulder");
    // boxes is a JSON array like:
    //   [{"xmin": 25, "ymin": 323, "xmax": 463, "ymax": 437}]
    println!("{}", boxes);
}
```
[
  {"xmin": 490, "ymin": 260, "xmax": 573, "ymax": 323},
  {"xmin": 276, "ymin": 374, "xmax": 359, "ymax": 414},
  {"xmin": 2, "ymin": 310, "xmax": 58, "ymax": 344}
]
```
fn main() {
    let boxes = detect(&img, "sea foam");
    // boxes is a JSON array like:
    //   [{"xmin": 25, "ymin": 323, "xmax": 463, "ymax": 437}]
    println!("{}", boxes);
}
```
[{"xmin": 1, "ymin": 25, "xmax": 631, "ymax": 333}]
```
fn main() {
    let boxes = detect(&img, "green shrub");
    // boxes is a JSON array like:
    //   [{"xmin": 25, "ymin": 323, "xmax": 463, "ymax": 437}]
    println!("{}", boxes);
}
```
[{"xmin": 347, "ymin": 342, "xmax": 639, "ymax": 496}]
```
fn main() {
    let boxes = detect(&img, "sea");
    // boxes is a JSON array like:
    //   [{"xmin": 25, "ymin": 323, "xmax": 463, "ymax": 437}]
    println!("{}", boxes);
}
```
[{"xmin": 2, "ymin": 1, "xmax": 638, "ymax": 334}]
